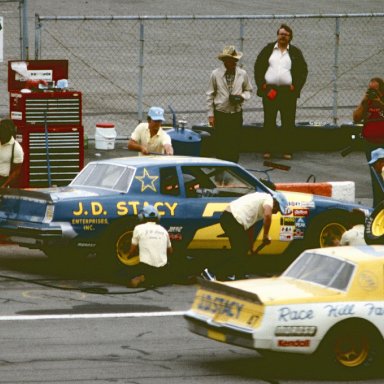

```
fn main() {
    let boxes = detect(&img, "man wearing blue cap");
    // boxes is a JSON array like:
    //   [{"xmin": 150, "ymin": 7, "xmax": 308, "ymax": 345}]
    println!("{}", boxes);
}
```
[
  {"xmin": 201, "ymin": 191, "xmax": 288, "ymax": 281},
  {"xmin": 128, "ymin": 106, "xmax": 174, "ymax": 155}
]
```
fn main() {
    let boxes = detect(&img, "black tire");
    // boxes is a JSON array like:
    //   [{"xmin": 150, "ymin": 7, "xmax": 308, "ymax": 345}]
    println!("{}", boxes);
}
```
[
  {"xmin": 97, "ymin": 218, "xmax": 140, "ymax": 269},
  {"xmin": 316, "ymin": 320, "xmax": 384, "ymax": 377},
  {"xmin": 364, "ymin": 201, "xmax": 384, "ymax": 245},
  {"xmin": 305, "ymin": 212, "xmax": 350, "ymax": 248}
]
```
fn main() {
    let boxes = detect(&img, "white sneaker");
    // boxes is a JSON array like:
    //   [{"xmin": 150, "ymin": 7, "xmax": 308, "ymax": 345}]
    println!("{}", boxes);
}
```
[{"xmin": 201, "ymin": 268, "xmax": 216, "ymax": 281}]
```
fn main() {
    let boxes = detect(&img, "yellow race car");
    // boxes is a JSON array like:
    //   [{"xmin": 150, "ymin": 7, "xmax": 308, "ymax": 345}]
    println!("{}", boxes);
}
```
[{"xmin": 185, "ymin": 245, "xmax": 384, "ymax": 375}]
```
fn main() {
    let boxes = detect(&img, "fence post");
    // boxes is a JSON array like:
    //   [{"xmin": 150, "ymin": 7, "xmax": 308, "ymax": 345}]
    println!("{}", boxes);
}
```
[
  {"xmin": 332, "ymin": 17, "xmax": 340, "ymax": 124},
  {"xmin": 20, "ymin": 0, "xmax": 29, "ymax": 59},
  {"xmin": 137, "ymin": 20, "xmax": 144, "ymax": 122},
  {"xmin": 34, "ymin": 13, "xmax": 41, "ymax": 59},
  {"xmin": 239, "ymin": 18, "xmax": 244, "ymax": 67}
]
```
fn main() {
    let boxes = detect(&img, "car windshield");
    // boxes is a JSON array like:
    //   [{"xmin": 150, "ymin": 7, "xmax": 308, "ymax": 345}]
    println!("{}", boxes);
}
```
[
  {"xmin": 70, "ymin": 163, "xmax": 135, "ymax": 192},
  {"xmin": 283, "ymin": 251, "xmax": 355, "ymax": 291}
]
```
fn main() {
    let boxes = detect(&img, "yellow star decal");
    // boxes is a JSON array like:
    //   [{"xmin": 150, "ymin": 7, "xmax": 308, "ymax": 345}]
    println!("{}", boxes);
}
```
[{"xmin": 135, "ymin": 168, "xmax": 159, "ymax": 192}]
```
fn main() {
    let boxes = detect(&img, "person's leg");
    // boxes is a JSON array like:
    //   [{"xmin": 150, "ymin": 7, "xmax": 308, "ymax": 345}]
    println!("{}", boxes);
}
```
[
  {"xmin": 262, "ymin": 94, "xmax": 279, "ymax": 156},
  {"xmin": 279, "ymin": 88, "xmax": 297, "ymax": 157},
  {"xmin": 127, "ymin": 263, "xmax": 148, "ymax": 287},
  {"xmin": 216, "ymin": 211, "xmax": 250, "ymax": 279},
  {"xmin": 226, "ymin": 111, "xmax": 242, "ymax": 163},
  {"xmin": 214, "ymin": 111, "xmax": 240, "ymax": 162}
]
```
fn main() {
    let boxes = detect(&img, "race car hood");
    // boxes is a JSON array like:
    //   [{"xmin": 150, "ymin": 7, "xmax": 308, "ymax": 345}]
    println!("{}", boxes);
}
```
[{"xmin": 222, "ymin": 276, "xmax": 344, "ymax": 305}]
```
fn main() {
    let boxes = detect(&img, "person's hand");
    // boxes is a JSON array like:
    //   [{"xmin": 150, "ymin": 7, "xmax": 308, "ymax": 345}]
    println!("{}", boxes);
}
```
[
  {"xmin": 141, "ymin": 146, "xmax": 149, "ymax": 155},
  {"xmin": 262, "ymin": 235, "xmax": 271, "ymax": 245},
  {"xmin": 229, "ymin": 94, "xmax": 243, "ymax": 104},
  {"xmin": 208, "ymin": 116, "xmax": 215, "ymax": 127},
  {"xmin": 164, "ymin": 144, "xmax": 174, "ymax": 155}
]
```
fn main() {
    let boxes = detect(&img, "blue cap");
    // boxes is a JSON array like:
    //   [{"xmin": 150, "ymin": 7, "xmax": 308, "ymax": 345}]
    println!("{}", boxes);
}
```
[
  {"xmin": 147, "ymin": 107, "xmax": 165, "ymax": 122},
  {"xmin": 138, "ymin": 205, "xmax": 160, "ymax": 221},
  {"xmin": 272, "ymin": 192, "xmax": 289, "ymax": 215},
  {"xmin": 368, "ymin": 148, "xmax": 384, "ymax": 164}
]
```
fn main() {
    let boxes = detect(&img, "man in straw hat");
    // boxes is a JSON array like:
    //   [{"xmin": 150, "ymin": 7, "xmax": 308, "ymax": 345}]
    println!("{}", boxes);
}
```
[{"xmin": 207, "ymin": 45, "xmax": 252, "ymax": 163}]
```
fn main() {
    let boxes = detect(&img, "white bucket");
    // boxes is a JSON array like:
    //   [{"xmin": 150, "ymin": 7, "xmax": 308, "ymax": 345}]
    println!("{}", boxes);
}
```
[{"xmin": 95, "ymin": 123, "xmax": 117, "ymax": 150}]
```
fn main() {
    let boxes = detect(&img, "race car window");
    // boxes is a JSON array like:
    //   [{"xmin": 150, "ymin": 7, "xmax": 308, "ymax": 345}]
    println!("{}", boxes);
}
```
[
  {"xmin": 160, "ymin": 167, "xmax": 180, "ymax": 196},
  {"xmin": 284, "ymin": 251, "xmax": 355, "ymax": 291},
  {"xmin": 181, "ymin": 166, "xmax": 256, "ymax": 197},
  {"xmin": 71, "ymin": 163, "xmax": 134, "ymax": 192}
]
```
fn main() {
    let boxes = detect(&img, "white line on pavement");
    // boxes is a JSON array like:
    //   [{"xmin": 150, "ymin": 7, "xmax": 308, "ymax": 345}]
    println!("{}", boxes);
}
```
[{"xmin": 0, "ymin": 311, "xmax": 187, "ymax": 321}]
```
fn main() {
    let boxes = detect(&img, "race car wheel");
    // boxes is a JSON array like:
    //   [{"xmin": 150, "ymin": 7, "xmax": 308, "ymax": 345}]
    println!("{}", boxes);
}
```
[
  {"xmin": 305, "ymin": 212, "xmax": 350, "ymax": 248},
  {"xmin": 364, "ymin": 201, "xmax": 384, "ymax": 245},
  {"xmin": 98, "ymin": 219, "xmax": 140, "ymax": 268},
  {"xmin": 318, "ymin": 321, "xmax": 383, "ymax": 376}
]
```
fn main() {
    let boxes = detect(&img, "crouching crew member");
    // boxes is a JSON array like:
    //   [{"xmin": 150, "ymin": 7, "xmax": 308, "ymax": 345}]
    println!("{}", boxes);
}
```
[{"xmin": 126, "ymin": 205, "xmax": 173, "ymax": 288}]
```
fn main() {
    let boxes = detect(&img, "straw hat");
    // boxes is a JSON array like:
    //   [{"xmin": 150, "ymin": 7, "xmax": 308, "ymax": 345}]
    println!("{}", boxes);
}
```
[{"xmin": 218, "ymin": 45, "xmax": 243, "ymax": 61}]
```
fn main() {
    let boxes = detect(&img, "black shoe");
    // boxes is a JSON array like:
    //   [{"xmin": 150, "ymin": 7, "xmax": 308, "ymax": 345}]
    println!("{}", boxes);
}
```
[{"xmin": 201, "ymin": 268, "xmax": 216, "ymax": 281}]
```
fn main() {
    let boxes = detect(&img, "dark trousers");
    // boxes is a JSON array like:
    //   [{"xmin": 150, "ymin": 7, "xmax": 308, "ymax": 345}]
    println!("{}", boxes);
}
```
[
  {"xmin": 214, "ymin": 110, "xmax": 243, "ymax": 163},
  {"xmin": 262, "ymin": 86, "xmax": 297, "ymax": 153},
  {"xmin": 129, "ymin": 263, "xmax": 170, "ymax": 286},
  {"xmin": 214, "ymin": 211, "xmax": 262, "ymax": 278}
]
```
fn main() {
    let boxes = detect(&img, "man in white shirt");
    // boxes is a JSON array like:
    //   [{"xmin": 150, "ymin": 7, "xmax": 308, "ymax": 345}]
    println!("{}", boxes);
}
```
[
  {"xmin": 126, "ymin": 205, "xmax": 173, "ymax": 288},
  {"xmin": 202, "ymin": 191, "xmax": 288, "ymax": 281},
  {"xmin": 128, "ymin": 106, "xmax": 174, "ymax": 156},
  {"xmin": 254, "ymin": 24, "xmax": 308, "ymax": 161},
  {"xmin": 0, "ymin": 119, "xmax": 24, "ymax": 188}
]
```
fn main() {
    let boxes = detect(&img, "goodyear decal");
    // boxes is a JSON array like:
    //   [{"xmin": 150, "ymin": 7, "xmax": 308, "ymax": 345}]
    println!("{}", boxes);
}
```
[{"xmin": 135, "ymin": 168, "xmax": 159, "ymax": 192}]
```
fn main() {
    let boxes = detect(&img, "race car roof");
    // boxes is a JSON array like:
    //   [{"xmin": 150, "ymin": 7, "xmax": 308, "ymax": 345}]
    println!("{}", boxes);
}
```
[
  {"xmin": 89, "ymin": 155, "xmax": 235, "ymax": 168},
  {"xmin": 307, "ymin": 245, "xmax": 384, "ymax": 263}
]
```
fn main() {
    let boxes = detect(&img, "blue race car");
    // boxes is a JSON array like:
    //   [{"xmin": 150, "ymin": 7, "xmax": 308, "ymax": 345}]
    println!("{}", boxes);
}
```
[{"xmin": 0, "ymin": 156, "xmax": 371, "ymax": 267}]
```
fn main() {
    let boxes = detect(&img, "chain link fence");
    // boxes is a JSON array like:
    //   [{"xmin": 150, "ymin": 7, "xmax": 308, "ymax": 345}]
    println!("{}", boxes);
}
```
[
  {"xmin": 5, "ymin": 12, "xmax": 384, "ymax": 138},
  {"xmin": 0, "ymin": 0, "xmax": 23, "ymax": 116}
]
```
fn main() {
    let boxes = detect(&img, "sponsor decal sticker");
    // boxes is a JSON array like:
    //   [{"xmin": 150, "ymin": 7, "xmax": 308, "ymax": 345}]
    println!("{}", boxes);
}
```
[
  {"xmin": 278, "ymin": 339, "xmax": 310, "ymax": 347},
  {"xmin": 293, "ymin": 208, "xmax": 309, "ymax": 216}
]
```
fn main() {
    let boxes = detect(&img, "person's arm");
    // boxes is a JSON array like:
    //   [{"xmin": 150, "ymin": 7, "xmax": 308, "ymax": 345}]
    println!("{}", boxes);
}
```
[
  {"xmin": 1, "ymin": 163, "xmax": 22, "ymax": 188},
  {"xmin": 163, "ymin": 143, "xmax": 174, "ymax": 155},
  {"xmin": 353, "ymin": 96, "xmax": 368, "ymax": 123},
  {"xmin": 262, "ymin": 204, "xmax": 273, "ymax": 245},
  {"xmin": 206, "ymin": 72, "xmax": 216, "ymax": 127},
  {"xmin": 240, "ymin": 71, "xmax": 253, "ymax": 101},
  {"xmin": 162, "ymin": 133, "xmax": 174, "ymax": 155},
  {"xmin": 127, "ymin": 243, "xmax": 139, "ymax": 259},
  {"xmin": 128, "ymin": 139, "xmax": 149, "ymax": 155}
]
